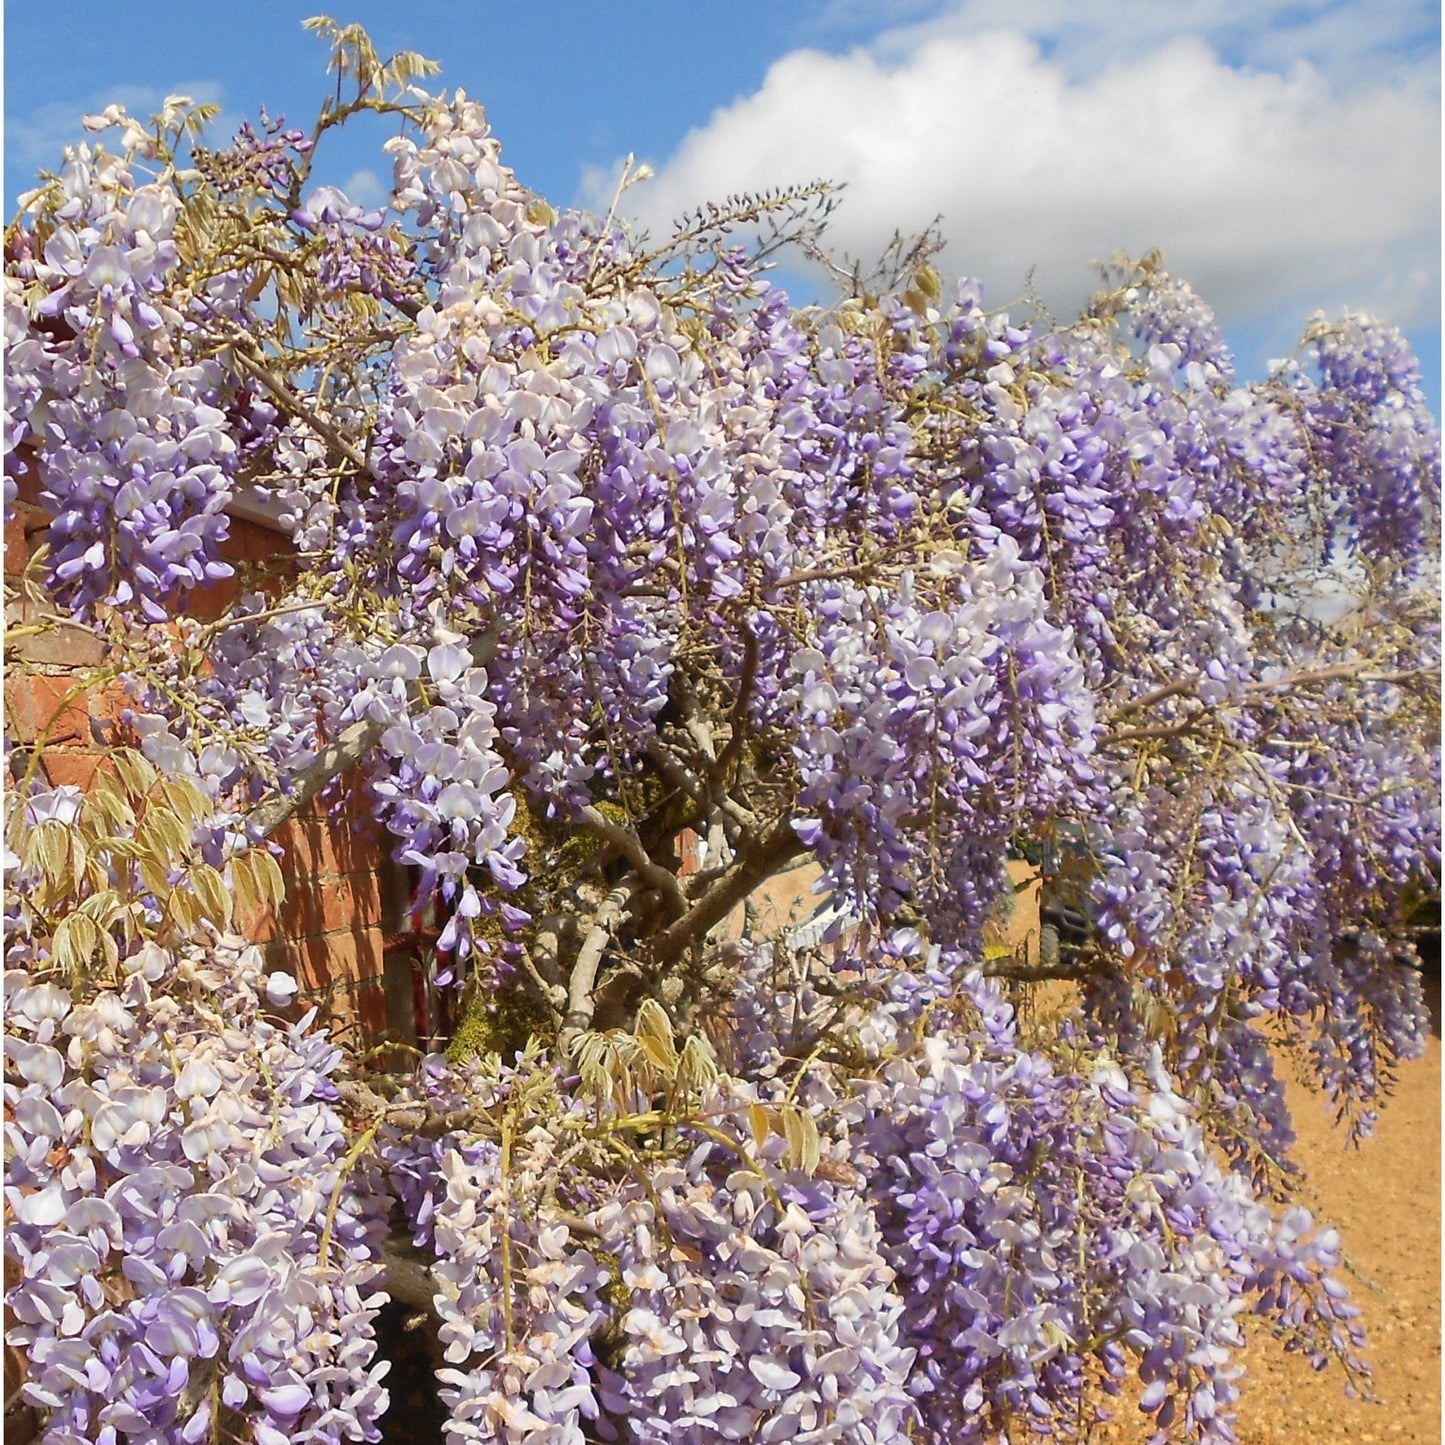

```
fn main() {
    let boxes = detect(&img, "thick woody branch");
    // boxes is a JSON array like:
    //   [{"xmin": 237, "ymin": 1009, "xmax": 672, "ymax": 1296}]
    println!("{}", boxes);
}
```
[
  {"xmin": 248, "ymin": 716, "xmax": 387, "ymax": 839},
  {"xmin": 646, "ymin": 736, "xmax": 755, "ymax": 838},
  {"xmin": 712, "ymin": 622, "xmax": 758, "ymax": 785},
  {"xmin": 649, "ymin": 822, "xmax": 806, "ymax": 965},
  {"xmin": 380, "ymin": 1236, "xmax": 443, "ymax": 1317},
  {"xmin": 335, "ymin": 1078, "xmax": 475, "ymax": 1137},
  {"xmin": 515, "ymin": 945, "xmax": 566, "ymax": 1021},
  {"xmin": 578, "ymin": 806, "xmax": 688, "ymax": 918},
  {"xmin": 530, "ymin": 916, "xmax": 566, "ymax": 986},
  {"xmin": 671, "ymin": 671, "xmax": 720, "ymax": 765},
  {"xmin": 560, "ymin": 876, "xmax": 641, "ymax": 1045},
  {"xmin": 981, "ymin": 958, "xmax": 1106, "ymax": 984},
  {"xmin": 645, "ymin": 736, "xmax": 711, "ymax": 809}
]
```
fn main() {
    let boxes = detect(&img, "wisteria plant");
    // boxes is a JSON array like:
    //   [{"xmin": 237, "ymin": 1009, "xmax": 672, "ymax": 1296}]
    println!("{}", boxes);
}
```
[{"xmin": 4, "ymin": 22, "xmax": 1439, "ymax": 1445}]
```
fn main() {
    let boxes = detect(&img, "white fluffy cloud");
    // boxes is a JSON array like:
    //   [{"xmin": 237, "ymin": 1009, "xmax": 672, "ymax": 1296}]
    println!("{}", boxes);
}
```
[
  {"xmin": 340, "ymin": 168, "xmax": 387, "ymax": 208},
  {"xmin": 858, "ymin": 0, "xmax": 1437, "ymax": 90},
  {"xmin": 623, "ymin": 8, "xmax": 1439, "ymax": 348}
]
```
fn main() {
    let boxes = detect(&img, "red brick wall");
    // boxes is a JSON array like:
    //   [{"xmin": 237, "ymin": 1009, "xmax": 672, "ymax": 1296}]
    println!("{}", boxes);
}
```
[
  {"xmin": 262, "ymin": 804, "xmax": 397, "ymax": 1052},
  {"xmin": 4, "ymin": 459, "xmax": 399, "ymax": 1051}
]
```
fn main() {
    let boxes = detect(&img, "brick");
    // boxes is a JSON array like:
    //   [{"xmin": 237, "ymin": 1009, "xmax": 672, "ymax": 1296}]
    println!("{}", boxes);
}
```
[
  {"xmin": 273, "ymin": 804, "xmax": 390, "ymax": 883},
  {"xmin": 355, "ymin": 978, "xmax": 388, "ymax": 1040},
  {"xmin": 8, "ymin": 447, "xmax": 43, "ymax": 507},
  {"xmin": 320, "ymin": 991, "xmax": 389, "ymax": 1054},
  {"xmin": 290, "ymin": 925, "xmax": 385, "ymax": 997},
  {"xmin": 7, "ymin": 673, "xmax": 131, "ymax": 747},
  {"xmin": 3, "ymin": 504, "xmax": 45, "ymax": 577},
  {"xmin": 5, "ymin": 673, "xmax": 92, "ymax": 747},
  {"xmin": 3, "ymin": 512, "xmax": 25, "ymax": 574},
  {"xmin": 382, "ymin": 953, "xmax": 421, "ymax": 1048},
  {"xmin": 181, "ymin": 579, "xmax": 238, "ymax": 625},
  {"xmin": 337, "ymin": 869, "xmax": 383, "ymax": 928},
  {"xmin": 279, "ymin": 869, "xmax": 383, "ymax": 940},
  {"xmin": 283, "ymin": 924, "xmax": 390, "ymax": 1046},
  {"xmin": 183, "ymin": 523, "xmax": 296, "ymax": 623},
  {"xmin": 225, "ymin": 516, "xmax": 293, "ymax": 567},
  {"xmin": 38, "ymin": 751, "xmax": 105, "ymax": 791},
  {"xmin": 260, "ymin": 937, "xmax": 292, "ymax": 972},
  {"xmin": 4, "ymin": 600, "xmax": 107, "ymax": 669},
  {"xmin": 234, "ymin": 894, "xmax": 281, "ymax": 945},
  {"xmin": 273, "ymin": 815, "xmax": 345, "ymax": 880},
  {"xmin": 88, "ymin": 681, "xmax": 130, "ymax": 731}
]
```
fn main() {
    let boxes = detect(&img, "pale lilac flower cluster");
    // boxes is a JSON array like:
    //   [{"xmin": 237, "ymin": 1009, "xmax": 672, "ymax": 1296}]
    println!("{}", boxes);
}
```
[
  {"xmin": 425, "ymin": 1129, "xmax": 609, "ymax": 1443},
  {"xmin": 5, "ymin": 62, "xmax": 1440, "ymax": 1445},
  {"xmin": 789, "ymin": 546, "xmax": 1094, "ymax": 941},
  {"xmin": 122, "ymin": 594, "xmax": 528, "ymax": 984},
  {"xmin": 855, "ymin": 975, "xmax": 1358, "ymax": 1442},
  {"xmin": 1116, "ymin": 265, "xmax": 1236, "ymax": 381},
  {"xmin": 4, "ymin": 915, "xmax": 390, "ymax": 1444},
  {"xmin": 590, "ymin": 1104, "xmax": 916, "ymax": 1443},
  {"xmin": 385, "ymin": 1058, "xmax": 915, "ymax": 1445},
  {"xmin": 7, "ymin": 147, "xmax": 240, "ymax": 620},
  {"xmin": 292, "ymin": 185, "xmax": 418, "ymax": 307},
  {"xmin": 940, "ymin": 276, "xmax": 1324, "ymax": 681},
  {"xmin": 1294, "ymin": 312, "xmax": 1442, "ymax": 566},
  {"xmin": 1086, "ymin": 686, "xmax": 1434, "ymax": 1163},
  {"xmin": 350, "ymin": 638, "xmax": 524, "ymax": 971}
]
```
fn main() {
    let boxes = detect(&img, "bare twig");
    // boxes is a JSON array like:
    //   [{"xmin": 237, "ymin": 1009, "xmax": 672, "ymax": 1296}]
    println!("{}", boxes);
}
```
[
  {"xmin": 1110, "ymin": 661, "xmax": 1435, "ymax": 725},
  {"xmin": 1109, "ymin": 677, "xmax": 1198, "ymax": 720},
  {"xmin": 550, "ymin": 1210, "xmax": 603, "ymax": 1242},
  {"xmin": 1246, "ymin": 663, "xmax": 1433, "ymax": 695},
  {"xmin": 229, "ymin": 342, "xmax": 369, "ymax": 472},
  {"xmin": 1102, "ymin": 720, "xmax": 1214, "ymax": 748}
]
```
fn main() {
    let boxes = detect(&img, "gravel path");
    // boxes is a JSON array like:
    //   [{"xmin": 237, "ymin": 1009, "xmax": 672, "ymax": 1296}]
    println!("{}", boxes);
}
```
[
  {"xmin": 1096, "ymin": 1021, "xmax": 1440, "ymax": 1444},
  {"xmin": 1228, "ymin": 1028, "xmax": 1440, "ymax": 1445}
]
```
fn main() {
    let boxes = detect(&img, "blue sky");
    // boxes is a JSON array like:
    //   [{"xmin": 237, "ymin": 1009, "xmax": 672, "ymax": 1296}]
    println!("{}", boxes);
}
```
[{"xmin": 5, "ymin": 1, "xmax": 1440, "ymax": 410}]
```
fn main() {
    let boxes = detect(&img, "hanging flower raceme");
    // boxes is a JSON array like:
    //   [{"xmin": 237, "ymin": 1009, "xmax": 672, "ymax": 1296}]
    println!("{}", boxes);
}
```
[
  {"xmin": 380, "ymin": 1050, "xmax": 916, "ymax": 1445},
  {"xmin": 4, "ymin": 780, "xmax": 392, "ymax": 1445}
]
